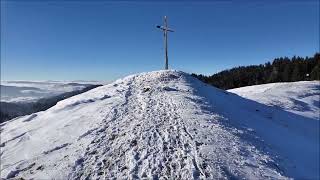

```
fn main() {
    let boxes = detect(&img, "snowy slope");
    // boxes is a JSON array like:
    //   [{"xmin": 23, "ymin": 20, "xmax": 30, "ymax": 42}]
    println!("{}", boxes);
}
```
[
  {"xmin": 1, "ymin": 70, "xmax": 319, "ymax": 179},
  {"xmin": 228, "ymin": 81, "xmax": 320, "ymax": 120}
]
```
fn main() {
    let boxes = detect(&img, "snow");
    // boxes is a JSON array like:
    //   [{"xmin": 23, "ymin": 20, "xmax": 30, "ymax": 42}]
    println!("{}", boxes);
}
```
[
  {"xmin": 1, "ymin": 81, "xmax": 101, "ymax": 103},
  {"xmin": 0, "ymin": 70, "xmax": 319, "ymax": 179},
  {"xmin": 228, "ymin": 81, "xmax": 320, "ymax": 120}
]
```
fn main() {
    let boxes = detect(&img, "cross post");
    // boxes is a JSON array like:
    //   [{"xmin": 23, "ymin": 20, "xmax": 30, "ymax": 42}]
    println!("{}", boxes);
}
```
[{"xmin": 156, "ymin": 16, "xmax": 174, "ymax": 70}]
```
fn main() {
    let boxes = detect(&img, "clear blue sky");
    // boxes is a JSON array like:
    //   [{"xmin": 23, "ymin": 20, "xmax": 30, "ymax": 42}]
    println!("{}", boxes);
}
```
[{"xmin": 1, "ymin": 0, "xmax": 319, "ymax": 81}]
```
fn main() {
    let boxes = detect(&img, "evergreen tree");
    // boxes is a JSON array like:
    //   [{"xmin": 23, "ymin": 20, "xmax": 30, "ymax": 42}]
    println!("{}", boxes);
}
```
[
  {"xmin": 192, "ymin": 53, "xmax": 320, "ymax": 90},
  {"xmin": 311, "ymin": 65, "xmax": 320, "ymax": 80}
]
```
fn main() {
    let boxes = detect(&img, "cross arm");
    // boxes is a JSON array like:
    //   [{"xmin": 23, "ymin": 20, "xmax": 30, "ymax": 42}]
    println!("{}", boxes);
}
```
[{"xmin": 156, "ymin": 25, "xmax": 174, "ymax": 32}]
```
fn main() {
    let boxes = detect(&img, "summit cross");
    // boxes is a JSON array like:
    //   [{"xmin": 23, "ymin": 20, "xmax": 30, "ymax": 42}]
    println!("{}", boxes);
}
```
[{"xmin": 156, "ymin": 16, "xmax": 174, "ymax": 70}]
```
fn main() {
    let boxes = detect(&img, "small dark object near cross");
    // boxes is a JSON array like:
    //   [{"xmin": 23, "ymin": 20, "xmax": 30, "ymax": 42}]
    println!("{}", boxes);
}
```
[{"xmin": 143, "ymin": 87, "xmax": 150, "ymax": 92}]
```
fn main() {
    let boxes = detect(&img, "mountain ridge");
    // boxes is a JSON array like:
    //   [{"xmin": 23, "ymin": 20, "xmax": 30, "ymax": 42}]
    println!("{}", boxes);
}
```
[{"xmin": 1, "ymin": 70, "xmax": 318, "ymax": 179}]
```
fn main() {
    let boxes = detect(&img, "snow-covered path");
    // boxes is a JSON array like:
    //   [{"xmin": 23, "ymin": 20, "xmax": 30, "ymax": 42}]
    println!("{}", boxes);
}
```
[
  {"xmin": 1, "ymin": 70, "xmax": 318, "ymax": 179},
  {"xmin": 69, "ymin": 72, "xmax": 285, "ymax": 179}
]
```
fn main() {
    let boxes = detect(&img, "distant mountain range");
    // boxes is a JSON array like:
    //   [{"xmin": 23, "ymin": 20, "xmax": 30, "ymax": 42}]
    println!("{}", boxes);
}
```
[{"xmin": 0, "ymin": 82, "xmax": 102, "ymax": 123}]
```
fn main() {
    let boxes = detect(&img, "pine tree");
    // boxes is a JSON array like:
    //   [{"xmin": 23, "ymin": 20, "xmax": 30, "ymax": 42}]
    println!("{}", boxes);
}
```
[
  {"xmin": 192, "ymin": 53, "xmax": 320, "ymax": 89},
  {"xmin": 310, "ymin": 65, "xmax": 320, "ymax": 80}
]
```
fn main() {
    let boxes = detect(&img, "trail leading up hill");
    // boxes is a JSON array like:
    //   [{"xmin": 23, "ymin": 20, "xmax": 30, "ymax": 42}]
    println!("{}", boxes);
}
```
[{"xmin": 1, "ymin": 70, "xmax": 319, "ymax": 179}]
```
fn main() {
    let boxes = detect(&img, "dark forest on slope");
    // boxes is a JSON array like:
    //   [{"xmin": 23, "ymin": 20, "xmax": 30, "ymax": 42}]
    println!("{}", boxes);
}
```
[{"xmin": 192, "ymin": 53, "xmax": 320, "ymax": 90}]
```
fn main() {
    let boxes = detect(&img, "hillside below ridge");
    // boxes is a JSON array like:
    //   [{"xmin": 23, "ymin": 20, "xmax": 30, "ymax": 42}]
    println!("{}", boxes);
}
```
[
  {"xmin": 228, "ymin": 80, "xmax": 320, "ymax": 120},
  {"xmin": 1, "ymin": 70, "xmax": 319, "ymax": 179}
]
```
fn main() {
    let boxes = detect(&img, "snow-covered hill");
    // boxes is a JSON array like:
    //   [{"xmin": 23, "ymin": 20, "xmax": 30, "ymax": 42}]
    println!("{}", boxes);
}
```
[
  {"xmin": 1, "ymin": 70, "xmax": 319, "ymax": 179},
  {"xmin": 228, "ymin": 81, "xmax": 320, "ymax": 120}
]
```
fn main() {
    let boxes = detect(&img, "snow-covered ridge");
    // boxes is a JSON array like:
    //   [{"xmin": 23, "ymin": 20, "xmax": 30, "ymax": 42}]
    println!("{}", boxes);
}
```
[
  {"xmin": 228, "ymin": 81, "xmax": 320, "ymax": 120},
  {"xmin": 1, "ymin": 70, "xmax": 319, "ymax": 179}
]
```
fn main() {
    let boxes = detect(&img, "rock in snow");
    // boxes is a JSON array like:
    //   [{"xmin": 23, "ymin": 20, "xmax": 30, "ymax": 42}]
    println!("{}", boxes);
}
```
[{"xmin": 0, "ymin": 70, "xmax": 319, "ymax": 179}]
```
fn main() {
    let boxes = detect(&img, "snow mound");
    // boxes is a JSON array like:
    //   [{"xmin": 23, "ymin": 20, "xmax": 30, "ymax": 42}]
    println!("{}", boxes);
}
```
[{"xmin": 1, "ymin": 70, "xmax": 319, "ymax": 179}]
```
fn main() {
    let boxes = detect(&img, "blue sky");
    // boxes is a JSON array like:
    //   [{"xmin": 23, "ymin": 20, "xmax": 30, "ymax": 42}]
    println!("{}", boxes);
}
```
[{"xmin": 1, "ymin": 0, "xmax": 319, "ymax": 81}]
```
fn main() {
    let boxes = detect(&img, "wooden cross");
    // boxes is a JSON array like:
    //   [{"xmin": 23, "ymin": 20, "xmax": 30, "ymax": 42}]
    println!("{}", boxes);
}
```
[{"xmin": 157, "ymin": 16, "xmax": 174, "ymax": 70}]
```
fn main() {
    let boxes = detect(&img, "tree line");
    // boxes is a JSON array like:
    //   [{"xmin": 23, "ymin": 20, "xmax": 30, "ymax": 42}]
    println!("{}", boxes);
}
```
[{"xmin": 192, "ymin": 53, "xmax": 320, "ymax": 90}]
